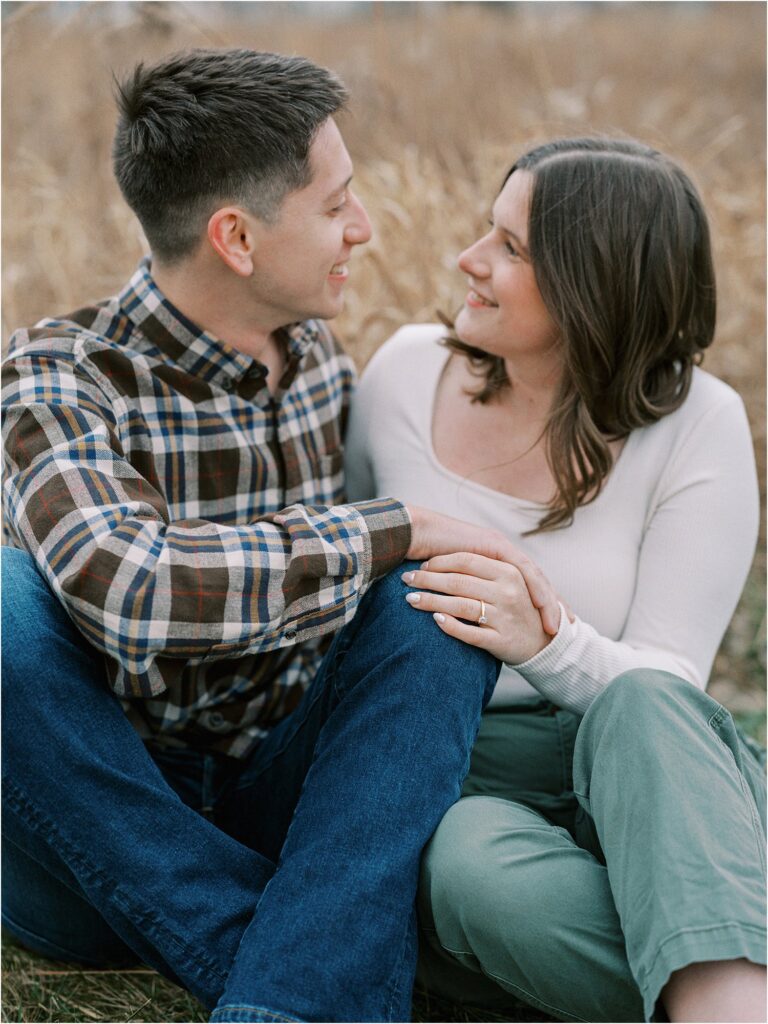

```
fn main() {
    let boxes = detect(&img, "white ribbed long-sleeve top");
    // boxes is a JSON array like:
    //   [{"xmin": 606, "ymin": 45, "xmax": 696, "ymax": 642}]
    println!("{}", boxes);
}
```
[{"xmin": 345, "ymin": 324, "xmax": 760, "ymax": 714}]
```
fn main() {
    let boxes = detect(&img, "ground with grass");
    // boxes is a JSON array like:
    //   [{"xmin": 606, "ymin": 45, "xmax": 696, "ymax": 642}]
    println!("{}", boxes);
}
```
[{"xmin": 1, "ymin": 935, "xmax": 556, "ymax": 1024}]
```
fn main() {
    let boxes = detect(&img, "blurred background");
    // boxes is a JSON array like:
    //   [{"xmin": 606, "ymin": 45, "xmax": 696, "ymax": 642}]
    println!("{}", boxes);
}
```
[{"xmin": 3, "ymin": 0, "xmax": 765, "ymax": 724}]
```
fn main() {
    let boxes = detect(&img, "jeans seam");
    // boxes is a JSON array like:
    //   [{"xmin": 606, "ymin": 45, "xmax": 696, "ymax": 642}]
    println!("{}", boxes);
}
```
[
  {"xmin": 212, "ymin": 1005, "xmax": 302, "ymax": 1022},
  {"xmin": 1, "ymin": 908, "xmax": 138, "ymax": 968},
  {"xmin": 4, "ymin": 778, "xmax": 228, "ymax": 985},
  {"xmin": 385, "ymin": 911, "xmax": 414, "ymax": 1022}
]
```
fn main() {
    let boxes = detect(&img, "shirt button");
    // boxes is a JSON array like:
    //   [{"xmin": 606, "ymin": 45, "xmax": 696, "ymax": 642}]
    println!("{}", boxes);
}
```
[
  {"xmin": 221, "ymin": 378, "xmax": 234, "ymax": 392},
  {"xmin": 208, "ymin": 711, "xmax": 225, "ymax": 728},
  {"xmin": 284, "ymin": 627, "xmax": 298, "ymax": 641}
]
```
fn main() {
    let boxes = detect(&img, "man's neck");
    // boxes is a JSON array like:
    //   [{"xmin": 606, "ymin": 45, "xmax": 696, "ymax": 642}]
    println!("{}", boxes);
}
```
[{"xmin": 152, "ymin": 256, "xmax": 276, "ymax": 364}]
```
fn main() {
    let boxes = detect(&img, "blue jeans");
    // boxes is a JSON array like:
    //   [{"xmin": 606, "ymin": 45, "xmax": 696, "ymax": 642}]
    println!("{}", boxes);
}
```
[{"xmin": 2, "ymin": 547, "xmax": 499, "ymax": 1022}]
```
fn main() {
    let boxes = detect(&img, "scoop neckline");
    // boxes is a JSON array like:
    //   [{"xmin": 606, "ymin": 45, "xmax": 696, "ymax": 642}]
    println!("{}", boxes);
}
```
[{"xmin": 423, "ymin": 341, "xmax": 636, "ymax": 513}]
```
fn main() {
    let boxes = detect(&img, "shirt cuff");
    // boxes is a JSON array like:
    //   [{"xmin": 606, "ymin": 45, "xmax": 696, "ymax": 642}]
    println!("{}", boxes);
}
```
[
  {"xmin": 505, "ymin": 602, "xmax": 577, "ymax": 681},
  {"xmin": 351, "ymin": 497, "xmax": 411, "ymax": 580}
]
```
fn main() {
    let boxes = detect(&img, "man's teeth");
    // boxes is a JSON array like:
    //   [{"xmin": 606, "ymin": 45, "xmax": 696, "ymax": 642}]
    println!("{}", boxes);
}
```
[
  {"xmin": 331, "ymin": 263, "xmax": 346, "ymax": 275},
  {"xmin": 472, "ymin": 290, "xmax": 495, "ymax": 306}
]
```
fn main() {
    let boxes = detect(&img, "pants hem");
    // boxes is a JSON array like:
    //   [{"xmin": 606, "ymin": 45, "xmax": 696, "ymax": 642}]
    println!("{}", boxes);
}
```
[{"xmin": 640, "ymin": 922, "xmax": 768, "ymax": 1022}]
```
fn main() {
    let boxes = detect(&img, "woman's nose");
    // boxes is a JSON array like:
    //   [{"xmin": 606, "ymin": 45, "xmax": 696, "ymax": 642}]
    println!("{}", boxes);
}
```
[{"xmin": 458, "ymin": 237, "xmax": 490, "ymax": 278}]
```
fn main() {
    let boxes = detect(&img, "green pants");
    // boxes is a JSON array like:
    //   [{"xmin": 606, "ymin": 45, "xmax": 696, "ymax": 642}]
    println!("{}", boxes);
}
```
[{"xmin": 417, "ymin": 670, "xmax": 766, "ymax": 1022}]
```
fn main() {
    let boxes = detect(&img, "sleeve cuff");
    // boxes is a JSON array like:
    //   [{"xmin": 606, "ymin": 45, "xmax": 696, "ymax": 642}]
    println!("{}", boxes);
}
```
[
  {"xmin": 352, "ymin": 497, "xmax": 411, "ymax": 580},
  {"xmin": 505, "ymin": 602, "xmax": 577, "ymax": 680}
]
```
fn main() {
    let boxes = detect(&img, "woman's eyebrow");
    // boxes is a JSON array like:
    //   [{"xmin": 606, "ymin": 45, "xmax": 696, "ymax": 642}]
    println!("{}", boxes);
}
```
[{"xmin": 498, "ymin": 222, "xmax": 530, "ymax": 255}]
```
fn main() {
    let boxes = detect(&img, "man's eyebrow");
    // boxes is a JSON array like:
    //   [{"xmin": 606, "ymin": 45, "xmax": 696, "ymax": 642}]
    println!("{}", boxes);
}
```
[{"xmin": 324, "ymin": 174, "xmax": 353, "ymax": 203}]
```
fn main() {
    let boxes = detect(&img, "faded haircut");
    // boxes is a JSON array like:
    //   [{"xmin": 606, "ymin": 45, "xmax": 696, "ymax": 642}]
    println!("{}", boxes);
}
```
[{"xmin": 112, "ymin": 48, "xmax": 348, "ymax": 263}]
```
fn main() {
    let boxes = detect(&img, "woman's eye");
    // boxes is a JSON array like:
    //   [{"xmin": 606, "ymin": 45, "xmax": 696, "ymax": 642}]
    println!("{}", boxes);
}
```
[
  {"xmin": 488, "ymin": 219, "xmax": 520, "ymax": 258},
  {"xmin": 330, "ymin": 197, "xmax": 348, "ymax": 214}
]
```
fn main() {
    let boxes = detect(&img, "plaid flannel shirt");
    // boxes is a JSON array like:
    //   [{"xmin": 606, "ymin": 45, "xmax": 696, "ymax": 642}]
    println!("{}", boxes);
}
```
[{"xmin": 2, "ymin": 258, "xmax": 411, "ymax": 758}]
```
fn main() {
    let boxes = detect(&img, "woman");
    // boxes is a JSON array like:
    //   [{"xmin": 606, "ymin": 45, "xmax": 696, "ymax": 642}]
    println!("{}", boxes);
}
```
[{"xmin": 345, "ymin": 138, "xmax": 766, "ymax": 1023}]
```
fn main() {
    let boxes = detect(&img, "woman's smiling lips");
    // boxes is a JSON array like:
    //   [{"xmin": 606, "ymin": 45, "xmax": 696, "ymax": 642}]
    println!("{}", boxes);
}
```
[{"xmin": 466, "ymin": 288, "xmax": 498, "ymax": 308}]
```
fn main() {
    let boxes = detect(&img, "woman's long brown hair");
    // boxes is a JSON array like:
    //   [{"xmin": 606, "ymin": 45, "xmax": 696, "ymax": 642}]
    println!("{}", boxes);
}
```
[{"xmin": 444, "ymin": 136, "xmax": 716, "ymax": 532}]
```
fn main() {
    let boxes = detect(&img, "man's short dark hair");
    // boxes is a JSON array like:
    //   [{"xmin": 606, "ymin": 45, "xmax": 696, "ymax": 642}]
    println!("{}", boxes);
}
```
[{"xmin": 112, "ymin": 48, "xmax": 348, "ymax": 263}]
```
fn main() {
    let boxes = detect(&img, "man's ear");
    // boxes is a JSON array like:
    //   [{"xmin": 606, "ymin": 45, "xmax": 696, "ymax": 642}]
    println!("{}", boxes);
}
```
[{"xmin": 207, "ymin": 207, "xmax": 259, "ymax": 276}]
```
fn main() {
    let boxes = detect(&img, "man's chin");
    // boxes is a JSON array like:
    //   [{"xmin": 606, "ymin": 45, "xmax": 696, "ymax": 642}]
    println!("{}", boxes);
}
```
[{"xmin": 305, "ymin": 296, "xmax": 346, "ymax": 323}]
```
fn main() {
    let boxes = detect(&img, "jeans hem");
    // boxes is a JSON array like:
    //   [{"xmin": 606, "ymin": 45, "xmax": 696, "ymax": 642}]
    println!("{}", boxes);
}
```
[
  {"xmin": 639, "ymin": 922, "xmax": 768, "ymax": 1022},
  {"xmin": 2, "ymin": 910, "xmax": 139, "ymax": 969},
  {"xmin": 210, "ymin": 1004, "xmax": 304, "ymax": 1023}
]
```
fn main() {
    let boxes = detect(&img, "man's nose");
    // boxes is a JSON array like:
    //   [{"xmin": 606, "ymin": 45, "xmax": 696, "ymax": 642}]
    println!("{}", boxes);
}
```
[{"xmin": 345, "ymin": 192, "xmax": 373, "ymax": 245}]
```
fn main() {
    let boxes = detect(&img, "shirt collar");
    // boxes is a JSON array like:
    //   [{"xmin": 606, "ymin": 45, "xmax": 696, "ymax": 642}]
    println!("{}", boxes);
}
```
[{"xmin": 118, "ymin": 257, "xmax": 320, "ymax": 386}]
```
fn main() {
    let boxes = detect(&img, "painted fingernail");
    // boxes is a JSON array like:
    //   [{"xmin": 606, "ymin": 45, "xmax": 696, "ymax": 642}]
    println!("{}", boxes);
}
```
[
  {"xmin": 401, "ymin": 571, "xmax": 415, "ymax": 584},
  {"xmin": 405, "ymin": 592, "xmax": 421, "ymax": 604},
  {"xmin": 434, "ymin": 613, "xmax": 446, "ymax": 623}
]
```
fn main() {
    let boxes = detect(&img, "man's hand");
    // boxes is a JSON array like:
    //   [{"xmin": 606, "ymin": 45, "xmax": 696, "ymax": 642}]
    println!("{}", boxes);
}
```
[{"xmin": 405, "ymin": 504, "xmax": 560, "ymax": 635}]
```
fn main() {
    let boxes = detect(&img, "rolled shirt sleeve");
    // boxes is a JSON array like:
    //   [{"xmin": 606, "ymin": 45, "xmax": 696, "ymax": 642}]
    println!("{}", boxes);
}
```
[{"xmin": 3, "ymin": 334, "xmax": 410, "ymax": 701}]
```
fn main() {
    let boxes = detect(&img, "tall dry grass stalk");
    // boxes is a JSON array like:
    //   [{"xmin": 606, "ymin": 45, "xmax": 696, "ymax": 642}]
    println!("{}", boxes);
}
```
[{"xmin": 3, "ymin": 1, "xmax": 766, "ymax": 708}]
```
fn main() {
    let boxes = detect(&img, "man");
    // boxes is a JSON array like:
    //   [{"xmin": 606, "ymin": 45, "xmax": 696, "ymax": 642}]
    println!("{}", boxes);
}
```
[{"xmin": 2, "ymin": 49, "xmax": 556, "ymax": 1022}]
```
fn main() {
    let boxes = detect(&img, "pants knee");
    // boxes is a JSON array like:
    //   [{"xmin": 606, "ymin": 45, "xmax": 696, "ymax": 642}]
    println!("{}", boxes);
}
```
[
  {"xmin": 588, "ymin": 668, "xmax": 709, "ymax": 725},
  {"xmin": 423, "ymin": 797, "xmax": 495, "ymax": 891},
  {"xmin": 421, "ymin": 797, "xmax": 545, "ymax": 940}
]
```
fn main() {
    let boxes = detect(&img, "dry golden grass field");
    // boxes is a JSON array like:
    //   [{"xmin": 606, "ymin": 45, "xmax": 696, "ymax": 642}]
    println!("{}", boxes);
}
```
[{"xmin": 2, "ymin": 2, "xmax": 766, "ymax": 1021}]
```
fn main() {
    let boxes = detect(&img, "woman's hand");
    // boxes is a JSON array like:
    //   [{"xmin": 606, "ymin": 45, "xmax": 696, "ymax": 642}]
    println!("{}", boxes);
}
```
[
  {"xmin": 405, "ymin": 505, "xmax": 560, "ymax": 634},
  {"xmin": 401, "ymin": 551, "xmax": 558, "ymax": 664}
]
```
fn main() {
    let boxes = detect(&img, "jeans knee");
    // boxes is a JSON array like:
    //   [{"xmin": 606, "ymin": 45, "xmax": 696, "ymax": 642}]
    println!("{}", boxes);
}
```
[
  {"xmin": 360, "ymin": 561, "xmax": 497, "ymax": 677},
  {"xmin": 362, "ymin": 560, "xmax": 421, "ymax": 624},
  {"xmin": 3, "ymin": 549, "xmax": 48, "ymax": 682},
  {"xmin": 2, "ymin": 547, "xmax": 56, "ymax": 630},
  {"xmin": 2, "ymin": 547, "xmax": 101, "ymax": 717},
  {"xmin": 3, "ymin": 545, "xmax": 35, "ymax": 583}
]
